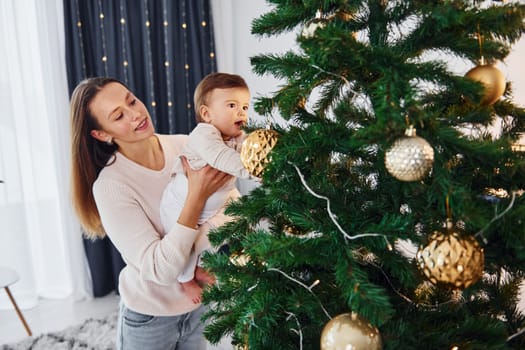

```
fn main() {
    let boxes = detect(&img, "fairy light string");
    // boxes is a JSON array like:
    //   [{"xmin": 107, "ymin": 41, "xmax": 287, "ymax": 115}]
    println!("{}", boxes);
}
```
[
  {"xmin": 285, "ymin": 311, "xmax": 303, "ymax": 350},
  {"xmin": 289, "ymin": 162, "xmax": 392, "ymax": 249},
  {"xmin": 286, "ymin": 166, "xmax": 518, "ymax": 309},
  {"xmin": 284, "ymin": 163, "xmax": 502, "ymax": 310},
  {"xmin": 353, "ymin": 251, "xmax": 460, "ymax": 310},
  {"xmin": 251, "ymin": 179, "xmax": 521, "ymax": 345},
  {"xmin": 475, "ymin": 190, "xmax": 517, "ymax": 242},
  {"xmin": 507, "ymin": 326, "xmax": 525, "ymax": 342},
  {"xmin": 311, "ymin": 64, "xmax": 351, "ymax": 86},
  {"xmin": 267, "ymin": 267, "xmax": 331, "ymax": 319},
  {"xmin": 271, "ymin": 53, "xmax": 522, "ymax": 344}
]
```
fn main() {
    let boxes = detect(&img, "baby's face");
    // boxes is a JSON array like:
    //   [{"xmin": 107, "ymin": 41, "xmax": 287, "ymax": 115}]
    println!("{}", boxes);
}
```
[{"xmin": 201, "ymin": 87, "xmax": 250, "ymax": 140}]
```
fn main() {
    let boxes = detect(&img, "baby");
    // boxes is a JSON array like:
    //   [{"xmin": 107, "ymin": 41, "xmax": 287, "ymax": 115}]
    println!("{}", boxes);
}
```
[{"xmin": 160, "ymin": 72, "xmax": 253, "ymax": 303}]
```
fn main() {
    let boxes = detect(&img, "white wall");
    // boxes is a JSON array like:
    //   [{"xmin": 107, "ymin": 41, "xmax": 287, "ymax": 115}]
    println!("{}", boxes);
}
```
[{"xmin": 505, "ymin": 38, "xmax": 525, "ymax": 106}]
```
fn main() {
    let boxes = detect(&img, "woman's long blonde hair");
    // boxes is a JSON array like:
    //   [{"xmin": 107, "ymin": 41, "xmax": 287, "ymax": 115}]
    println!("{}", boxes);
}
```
[{"xmin": 70, "ymin": 77, "xmax": 122, "ymax": 239}]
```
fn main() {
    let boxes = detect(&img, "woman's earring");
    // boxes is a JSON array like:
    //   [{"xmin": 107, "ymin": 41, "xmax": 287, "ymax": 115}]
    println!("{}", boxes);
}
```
[{"xmin": 106, "ymin": 137, "xmax": 113, "ymax": 145}]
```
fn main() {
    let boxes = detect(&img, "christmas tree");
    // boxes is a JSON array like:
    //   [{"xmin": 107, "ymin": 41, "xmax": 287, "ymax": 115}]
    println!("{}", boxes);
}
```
[{"xmin": 203, "ymin": 1, "xmax": 525, "ymax": 349}]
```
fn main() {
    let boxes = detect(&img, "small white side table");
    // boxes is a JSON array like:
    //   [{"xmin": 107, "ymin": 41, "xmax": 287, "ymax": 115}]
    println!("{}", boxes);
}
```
[{"xmin": 0, "ymin": 266, "xmax": 32, "ymax": 336}]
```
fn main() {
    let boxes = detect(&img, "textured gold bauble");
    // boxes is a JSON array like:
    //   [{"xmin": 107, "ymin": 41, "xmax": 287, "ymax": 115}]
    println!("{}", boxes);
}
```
[
  {"xmin": 385, "ymin": 126, "xmax": 434, "ymax": 182},
  {"xmin": 416, "ymin": 229, "xmax": 484, "ymax": 290},
  {"xmin": 465, "ymin": 63, "xmax": 506, "ymax": 105},
  {"xmin": 240, "ymin": 128, "xmax": 279, "ymax": 178},
  {"xmin": 320, "ymin": 312, "xmax": 382, "ymax": 350}
]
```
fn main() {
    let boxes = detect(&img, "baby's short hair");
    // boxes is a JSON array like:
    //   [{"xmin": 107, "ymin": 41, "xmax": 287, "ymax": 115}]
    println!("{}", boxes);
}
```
[{"xmin": 194, "ymin": 72, "xmax": 249, "ymax": 122}]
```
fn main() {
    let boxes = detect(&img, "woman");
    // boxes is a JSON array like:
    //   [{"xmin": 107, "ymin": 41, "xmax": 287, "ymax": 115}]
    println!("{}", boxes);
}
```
[{"xmin": 70, "ymin": 77, "xmax": 232, "ymax": 349}]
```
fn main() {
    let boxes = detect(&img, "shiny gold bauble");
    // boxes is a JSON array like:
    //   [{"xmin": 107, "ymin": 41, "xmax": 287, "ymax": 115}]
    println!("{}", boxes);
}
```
[
  {"xmin": 385, "ymin": 126, "xmax": 434, "ymax": 182},
  {"xmin": 416, "ymin": 229, "xmax": 484, "ymax": 290},
  {"xmin": 240, "ymin": 128, "xmax": 279, "ymax": 178},
  {"xmin": 465, "ymin": 63, "xmax": 506, "ymax": 105},
  {"xmin": 320, "ymin": 312, "xmax": 382, "ymax": 350}
]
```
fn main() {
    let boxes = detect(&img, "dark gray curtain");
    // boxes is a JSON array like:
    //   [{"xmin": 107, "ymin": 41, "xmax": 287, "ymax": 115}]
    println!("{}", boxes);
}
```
[{"xmin": 63, "ymin": 0, "xmax": 217, "ymax": 296}]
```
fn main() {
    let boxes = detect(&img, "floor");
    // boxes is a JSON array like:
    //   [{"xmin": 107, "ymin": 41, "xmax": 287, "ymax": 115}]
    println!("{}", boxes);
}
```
[
  {"xmin": 0, "ymin": 292, "xmax": 120, "ymax": 345},
  {"xmin": 0, "ymin": 291, "xmax": 233, "ymax": 349}
]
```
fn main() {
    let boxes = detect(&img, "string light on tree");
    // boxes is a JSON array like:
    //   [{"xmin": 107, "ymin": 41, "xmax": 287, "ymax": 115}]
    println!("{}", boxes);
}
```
[
  {"xmin": 320, "ymin": 312, "xmax": 382, "ymax": 350},
  {"xmin": 385, "ymin": 125, "xmax": 434, "ymax": 182},
  {"xmin": 240, "ymin": 127, "xmax": 279, "ymax": 178},
  {"xmin": 202, "ymin": 2, "xmax": 525, "ymax": 348}
]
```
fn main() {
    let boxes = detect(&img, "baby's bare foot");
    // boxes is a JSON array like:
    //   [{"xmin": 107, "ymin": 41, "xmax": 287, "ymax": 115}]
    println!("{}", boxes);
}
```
[{"xmin": 181, "ymin": 279, "xmax": 203, "ymax": 304}]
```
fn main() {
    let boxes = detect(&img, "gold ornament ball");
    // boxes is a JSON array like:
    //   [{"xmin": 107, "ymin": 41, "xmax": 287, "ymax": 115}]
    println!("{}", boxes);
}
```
[
  {"xmin": 240, "ymin": 128, "xmax": 279, "ymax": 178},
  {"xmin": 320, "ymin": 312, "xmax": 382, "ymax": 350},
  {"xmin": 385, "ymin": 126, "xmax": 434, "ymax": 182},
  {"xmin": 416, "ymin": 230, "xmax": 484, "ymax": 290},
  {"xmin": 465, "ymin": 64, "xmax": 506, "ymax": 106}
]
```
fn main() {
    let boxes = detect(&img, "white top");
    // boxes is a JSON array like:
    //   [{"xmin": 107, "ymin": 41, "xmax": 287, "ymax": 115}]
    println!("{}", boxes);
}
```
[
  {"xmin": 160, "ymin": 173, "xmax": 240, "ymax": 230},
  {"xmin": 93, "ymin": 134, "xmax": 211, "ymax": 316},
  {"xmin": 160, "ymin": 122, "xmax": 249, "ymax": 231},
  {"xmin": 171, "ymin": 122, "xmax": 251, "ymax": 179}
]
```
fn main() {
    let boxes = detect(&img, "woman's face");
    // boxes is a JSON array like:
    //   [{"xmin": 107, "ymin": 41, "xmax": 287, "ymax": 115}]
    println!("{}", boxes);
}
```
[{"xmin": 89, "ymin": 82, "xmax": 154, "ymax": 145}]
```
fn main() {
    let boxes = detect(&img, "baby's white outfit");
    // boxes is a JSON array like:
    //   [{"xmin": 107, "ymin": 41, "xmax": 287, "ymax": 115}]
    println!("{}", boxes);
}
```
[{"xmin": 160, "ymin": 123, "xmax": 251, "ymax": 283}]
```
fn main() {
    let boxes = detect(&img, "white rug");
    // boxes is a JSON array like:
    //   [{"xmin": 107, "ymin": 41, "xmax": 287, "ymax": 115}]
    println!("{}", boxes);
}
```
[
  {"xmin": 1, "ymin": 312, "xmax": 232, "ymax": 350},
  {"xmin": 1, "ymin": 313, "xmax": 118, "ymax": 350}
]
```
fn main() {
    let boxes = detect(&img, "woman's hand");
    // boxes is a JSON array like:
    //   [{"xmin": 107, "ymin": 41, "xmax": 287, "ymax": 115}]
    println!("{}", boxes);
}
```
[{"xmin": 176, "ymin": 156, "xmax": 233, "ymax": 229}]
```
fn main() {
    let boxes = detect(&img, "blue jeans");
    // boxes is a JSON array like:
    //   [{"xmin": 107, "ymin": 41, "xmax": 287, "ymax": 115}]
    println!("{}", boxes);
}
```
[{"xmin": 116, "ymin": 303, "xmax": 208, "ymax": 350}]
